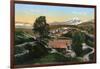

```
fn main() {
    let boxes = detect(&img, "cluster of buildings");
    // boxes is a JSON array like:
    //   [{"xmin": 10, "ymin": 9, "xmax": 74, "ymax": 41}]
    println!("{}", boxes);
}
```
[{"xmin": 49, "ymin": 27, "xmax": 72, "ymax": 37}]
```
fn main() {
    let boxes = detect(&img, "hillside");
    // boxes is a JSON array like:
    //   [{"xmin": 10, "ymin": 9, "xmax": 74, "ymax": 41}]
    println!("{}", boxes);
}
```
[
  {"xmin": 16, "ymin": 28, "xmax": 34, "ymax": 36},
  {"xmin": 77, "ymin": 20, "xmax": 95, "ymax": 34},
  {"xmin": 49, "ymin": 20, "xmax": 94, "ymax": 34}
]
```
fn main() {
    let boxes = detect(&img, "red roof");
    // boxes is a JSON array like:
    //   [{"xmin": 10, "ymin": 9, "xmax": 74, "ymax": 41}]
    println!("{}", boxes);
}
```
[{"xmin": 48, "ymin": 39, "xmax": 72, "ymax": 48}]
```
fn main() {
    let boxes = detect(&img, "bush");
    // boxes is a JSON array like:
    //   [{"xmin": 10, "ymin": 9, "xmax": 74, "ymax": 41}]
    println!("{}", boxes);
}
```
[
  {"xmin": 15, "ymin": 42, "xmax": 49, "ymax": 65},
  {"xmin": 15, "ymin": 31, "xmax": 35, "ymax": 45},
  {"xmin": 37, "ymin": 53, "xmax": 68, "ymax": 63},
  {"xmin": 35, "ymin": 53, "xmax": 83, "ymax": 64}
]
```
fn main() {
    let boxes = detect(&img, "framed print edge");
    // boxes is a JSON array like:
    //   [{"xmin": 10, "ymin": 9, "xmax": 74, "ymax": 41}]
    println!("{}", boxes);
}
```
[{"xmin": 10, "ymin": 0, "xmax": 96, "ymax": 68}]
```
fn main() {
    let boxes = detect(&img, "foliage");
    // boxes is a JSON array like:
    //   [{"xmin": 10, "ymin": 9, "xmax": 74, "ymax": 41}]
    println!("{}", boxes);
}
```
[
  {"xmin": 85, "ymin": 35, "xmax": 94, "ymax": 47},
  {"xmin": 33, "ymin": 16, "xmax": 50, "ymax": 39},
  {"xmin": 15, "ymin": 31, "xmax": 25, "ymax": 45},
  {"xmin": 15, "ymin": 41, "xmax": 49, "ymax": 65},
  {"xmin": 15, "ymin": 31, "xmax": 34, "ymax": 45},
  {"xmin": 77, "ymin": 21, "xmax": 94, "ymax": 34},
  {"xmin": 14, "ymin": 46, "xmax": 24, "ymax": 54},
  {"xmin": 38, "ymin": 53, "xmax": 67, "ymax": 63},
  {"xmin": 71, "ymin": 31, "xmax": 85, "ymax": 57},
  {"xmin": 35, "ymin": 53, "xmax": 83, "ymax": 64},
  {"xmin": 25, "ymin": 42, "xmax": 49, "ymax": 58},
  {"xmin": 62, "ymin": 30, "xmax": 86, "ymax": 57},
  {"xmin": 15, "ymin": 31, "xmax": 49, "ymax": 65},
  {"xmin": 89, "ymin": 53, "xmax": 95, "ymax": 61},
  {"xmin": 82, "ymin": 48, "xmax": 92, "ymax": 56}
]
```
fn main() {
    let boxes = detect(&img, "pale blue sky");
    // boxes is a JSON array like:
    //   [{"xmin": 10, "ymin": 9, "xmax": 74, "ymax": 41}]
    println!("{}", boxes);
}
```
[{"xmin": 15, "ymin": 3, "xmax": 95, "ymax": 23}]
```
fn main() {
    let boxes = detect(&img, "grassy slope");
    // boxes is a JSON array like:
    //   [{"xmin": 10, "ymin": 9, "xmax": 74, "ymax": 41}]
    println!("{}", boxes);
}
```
[
  {"xmin": 77, "ymin": 21, "xmax": 94, "ymax": 34},
  {"xmin": 16, "ymin": 28, "xmax": 34, "ymax": 35}
]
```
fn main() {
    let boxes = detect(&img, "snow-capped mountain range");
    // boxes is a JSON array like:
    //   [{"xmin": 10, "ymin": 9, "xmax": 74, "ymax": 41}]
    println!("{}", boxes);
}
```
[{"xmin": 50, "ymin": 17, "xmax": 82, "ymax": 25}]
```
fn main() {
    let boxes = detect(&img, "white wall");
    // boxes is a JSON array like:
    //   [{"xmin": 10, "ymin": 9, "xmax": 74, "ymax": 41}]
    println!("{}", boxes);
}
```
[{"xmin": 0, "ymin": 0, "xmax": 100, "ymax": 69}]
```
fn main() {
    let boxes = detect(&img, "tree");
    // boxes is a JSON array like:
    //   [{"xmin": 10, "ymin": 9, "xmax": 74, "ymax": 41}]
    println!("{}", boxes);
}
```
[
  {"xmin": 32, "ymin": 16, "xmax": 51, "ymax": 52},
  {"xmin": 72, "ymin": 30, "xmax": 86, "ymax": 57},
  {"xmin": 33, "ymin": 16, "xmax": 50, "ymax": 39}
]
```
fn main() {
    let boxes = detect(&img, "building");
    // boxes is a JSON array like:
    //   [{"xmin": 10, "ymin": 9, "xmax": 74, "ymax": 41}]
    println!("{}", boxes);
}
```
[
  {"xmin": 48, "ymin": 37, "xmax": 76, "ymax": 57},
  {"xmin": 48, "ymin": 37, "xmax": 72, "ymax": 52}
]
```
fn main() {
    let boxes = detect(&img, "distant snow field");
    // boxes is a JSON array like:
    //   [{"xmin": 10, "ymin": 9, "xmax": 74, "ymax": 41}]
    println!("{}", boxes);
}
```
[{"xmin": 15, "ymin": 22, "xmax": 33, "ymax": 29}]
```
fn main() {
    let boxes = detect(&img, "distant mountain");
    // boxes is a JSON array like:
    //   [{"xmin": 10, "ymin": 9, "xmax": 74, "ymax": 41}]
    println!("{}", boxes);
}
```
[
  {"xmin": 15, "ymin": 22, "xmax": 33, "ymax": 29},
  {"xmin": 77, "ymin": 20, "xmax": 94, "ymax": 27},
  {"xmin": 50, "ymin": 17, "xmax": 81, "ymax": 26},
  {"xmin": 49, "ymin": 19, "xmax": 94, "ymax": 34},
  {"xmin": 49, "ymin": 21, "xmax": 67, "ymax": 25},
  {"xmin": 77, "ymin": 20, "xmax": 94, "ymax": 34},
  {"xmin": 66, "ymin": 17, "xmax": 81, "ymax": 25}
]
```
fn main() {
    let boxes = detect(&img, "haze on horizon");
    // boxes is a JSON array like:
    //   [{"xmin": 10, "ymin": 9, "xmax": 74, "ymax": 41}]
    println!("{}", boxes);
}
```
[{"xmin": 15, "ymin": 3, "xmax": 95, "ymax": 24}]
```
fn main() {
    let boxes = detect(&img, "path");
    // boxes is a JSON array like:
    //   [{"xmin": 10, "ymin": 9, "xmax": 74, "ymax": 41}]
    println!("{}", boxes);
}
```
[{"xmin": 82, "ymin": 43, "xmax": 94, "ymax": 61}]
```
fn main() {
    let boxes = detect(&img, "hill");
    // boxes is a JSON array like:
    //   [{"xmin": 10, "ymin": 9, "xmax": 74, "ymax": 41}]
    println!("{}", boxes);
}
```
[{"xmin": 77, "ymin": 20, "xmax": 95, "ymax": 34}]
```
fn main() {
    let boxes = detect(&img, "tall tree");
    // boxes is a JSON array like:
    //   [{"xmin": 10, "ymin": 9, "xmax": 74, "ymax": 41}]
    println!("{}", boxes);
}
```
[
  {"xmin": 72, "ymin": 30, "xmax": 85, "ymax": 57},
  {"xmin": 33, "ymin": 16, "xmax": 50, "ymax": 39}
]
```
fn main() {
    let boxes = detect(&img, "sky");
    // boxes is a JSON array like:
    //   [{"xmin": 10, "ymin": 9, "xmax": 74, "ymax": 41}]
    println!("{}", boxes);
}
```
[{"xmin": 15, "ymin": 3, "xmax": 95, "ymax": 24}]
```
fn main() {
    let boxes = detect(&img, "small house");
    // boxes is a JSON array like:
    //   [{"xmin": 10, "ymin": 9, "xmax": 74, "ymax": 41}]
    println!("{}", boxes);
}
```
[{"xmin": 48, "ymin": 37, "xmax": 72, "ymax": 54}]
